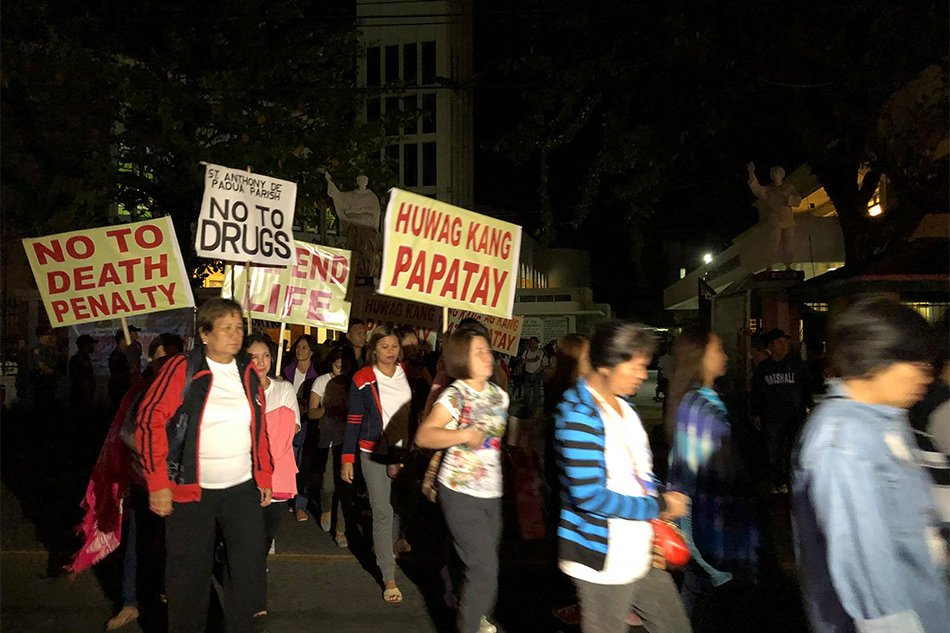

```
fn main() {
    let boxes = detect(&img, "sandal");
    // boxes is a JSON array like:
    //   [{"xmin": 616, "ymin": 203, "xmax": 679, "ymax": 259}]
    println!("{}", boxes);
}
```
[{"xmin": 382, "ymin": 586, "xmax": 403, "ymax": 604}]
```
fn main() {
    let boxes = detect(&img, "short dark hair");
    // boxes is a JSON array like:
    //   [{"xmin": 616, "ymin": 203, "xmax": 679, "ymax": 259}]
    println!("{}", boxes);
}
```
[
  {"xmin": 443, "ymin": 330, "xmax": 487, "ymax": 380},
  {"xmin": 458, "ymin": 317, "xmax": 489, "ymax": 339},
  {"xmin": 244, "ymin": 332, "xmax": 278, "ymax": 377},
  {"xmin": 76, "ymin": 334, "xmax": 95, "ymax": 349},
  {"xmin": 321, "ymin": 345, "xmax": 353, "ymax": 376},
  {"xmin": 588, "ymin": 320, "xmax": 656, "ymax": 370},
  {"xmin": 366, "ymin": 324, "xmax": 400, "ymax": 366},
  {"xmin": 148, "ymin": 333, "xmax": 185, "ymax": 359},
  {"xmin": 291, "ymin": 334, "xmax": 316, "ymax": 356},
  {"xmin": 348, "ymin": 318, "xmax": 365, "ymax": 332},
  {"xmin": 197, "ymin": 298, "xmax": 243, "ymax": 335},
  {"xmin": 829, "ymin": 299, "xmax": 934, "ymax": 379}
]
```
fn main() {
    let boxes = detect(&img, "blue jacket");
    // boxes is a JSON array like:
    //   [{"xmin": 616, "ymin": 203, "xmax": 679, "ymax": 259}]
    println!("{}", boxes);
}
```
[
  {"xmin": 554, "ymin": 378, "xmax": 663, "ymax": 571},
  {"xmin": 792, "ymin": 382, "xmax": 949, "ymax": 633}
]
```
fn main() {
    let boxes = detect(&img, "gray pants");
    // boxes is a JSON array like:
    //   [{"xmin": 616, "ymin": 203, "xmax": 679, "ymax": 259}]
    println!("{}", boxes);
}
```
[
  {"xmin": 361, "ymin": 453, "xmax": 398, "ymax": 583},
  {"xmin": 575, "ymin": 568, "xmax": 692, "ymax": 633},
  {"xmin": 439, "ymin": 484, "xmax": 502, "ymax": 633}
]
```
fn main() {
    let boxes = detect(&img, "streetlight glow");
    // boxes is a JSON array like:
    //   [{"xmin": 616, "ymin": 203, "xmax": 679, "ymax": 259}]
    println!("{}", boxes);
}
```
[{"xmin": 702, "ymin": 252, "xmax": 713, "ymax": 264}]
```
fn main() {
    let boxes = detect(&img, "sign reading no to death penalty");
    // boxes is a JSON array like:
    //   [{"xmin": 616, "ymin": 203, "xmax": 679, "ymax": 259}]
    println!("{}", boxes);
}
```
[
  {"xmin": 23, "ymin": 217, "xmax": 195, "ymax": 327},
  {"xmin": 223, "ymin": 241, "xmax": 352, "ymax": 332},
  {"xmin": 196, "ymin": 163, "xmax": 297, "ymax": 266},
  {"xmin": 446, "ymin": 309, "xmax": 524, "ymax": 357},
  {"xmin": 379, "ymin": 189, "xmax": 523, "ymax": 319}
]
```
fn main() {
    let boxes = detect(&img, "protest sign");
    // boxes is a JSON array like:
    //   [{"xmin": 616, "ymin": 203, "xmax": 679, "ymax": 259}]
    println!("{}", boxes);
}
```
[
  {"xmin": 23, "ymin": 217, "xmax": 195, "ymax": 327},
  {"xmin": 223, "ymin": 241, "xmax": 352, "ymax": 332},
  {"xmin": 351, "ymin": 290, "xmax": 441, "ymax": 347},
  {"xmin": 445, "ymin": 309, "xmax": 524, "ymax": 356},
  {"xmin": 196, "ymin": 163, "xmax": 297, "ymax": 266},
  {"xmin": 379, "ymin": 189, "xmax": 522, "ymax": 319}
]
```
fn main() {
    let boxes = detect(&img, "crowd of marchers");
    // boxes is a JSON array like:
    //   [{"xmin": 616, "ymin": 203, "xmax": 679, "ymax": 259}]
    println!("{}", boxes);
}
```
[{"xmin": 17, "ymin": 297, "xmax": 948, "ymax": 633}]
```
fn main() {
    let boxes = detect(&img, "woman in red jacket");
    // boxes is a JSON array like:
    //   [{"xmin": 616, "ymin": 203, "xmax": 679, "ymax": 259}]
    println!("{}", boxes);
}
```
[{"xmin": 135, "ymin": 298, "xmax": 272, "ymax": 633}]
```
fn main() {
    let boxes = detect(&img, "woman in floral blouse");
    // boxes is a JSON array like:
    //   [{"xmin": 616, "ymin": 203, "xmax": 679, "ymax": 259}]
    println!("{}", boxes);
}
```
[{"xmin": 417, "ymin": 329, "xmax": 508, "ymax": 633}]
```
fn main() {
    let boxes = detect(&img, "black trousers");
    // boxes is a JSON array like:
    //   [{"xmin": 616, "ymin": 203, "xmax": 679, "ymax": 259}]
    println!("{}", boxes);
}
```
[{"xmin": 165, "ymin": 480, "xmax": 265, "ymax": 633}]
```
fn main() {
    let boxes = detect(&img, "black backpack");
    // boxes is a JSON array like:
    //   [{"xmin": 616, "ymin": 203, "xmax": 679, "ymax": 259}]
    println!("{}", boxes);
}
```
[{"xmin": 165, "ymin": 353, "xmax": 200, "ymax": 485}]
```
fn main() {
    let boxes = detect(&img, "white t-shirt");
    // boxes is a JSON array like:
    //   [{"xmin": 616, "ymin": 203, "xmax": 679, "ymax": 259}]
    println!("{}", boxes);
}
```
[
  {"xmin": 523, "ymin": 347, "xmax": 545, "ymax": 374},
  {"xmin": 292, "ymin": 365, "xmax": 309, "ymax": 395},
  {"xmin": 199, "ymin": 358, "xmax": 253, "ymax": 489},
  {"xmin": 436, "ymin": 380, "xmax": 509, "ymax": 498},
  {"xmin": 363, "ymin": 365, "xmax": 411, "ymax": 453},
  {"xmin": 310, "ymin": 372, "xmax": 332, "ymax": 400},
  {"xmin": 560, "ymin": 386, "xmax": 654, "ymax": 585}
]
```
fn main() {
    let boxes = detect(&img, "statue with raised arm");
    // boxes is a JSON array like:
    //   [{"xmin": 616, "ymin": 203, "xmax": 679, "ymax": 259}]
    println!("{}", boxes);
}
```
[
  {"xmin": 325, "ymin": 172, "xmax": 382, "ymax": 280},
  {"xmin": 747, "ymin": 162, "xmax": 802, "ymax": 271}
]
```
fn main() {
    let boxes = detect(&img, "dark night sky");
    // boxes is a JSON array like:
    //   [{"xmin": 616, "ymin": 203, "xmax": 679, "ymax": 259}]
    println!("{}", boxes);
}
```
[{"xmin": 469, "ymin": 3, "xmax": 805, "ymax": 322}]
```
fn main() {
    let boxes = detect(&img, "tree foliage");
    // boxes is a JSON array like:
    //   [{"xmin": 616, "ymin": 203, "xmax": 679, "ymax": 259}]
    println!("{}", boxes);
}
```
[
  {"xmin": 492, "ymin": 0, "xmax": 948, "ymax": 264},
  {"xmin": 2, "ymin": 0, "xmax": 392, "ymax": 278}
]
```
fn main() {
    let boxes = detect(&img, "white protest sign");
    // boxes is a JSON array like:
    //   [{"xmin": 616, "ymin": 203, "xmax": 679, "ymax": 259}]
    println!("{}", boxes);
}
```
[{"xmin": 195, "ymin": 163, "xmax": 297, "ymax": 266}]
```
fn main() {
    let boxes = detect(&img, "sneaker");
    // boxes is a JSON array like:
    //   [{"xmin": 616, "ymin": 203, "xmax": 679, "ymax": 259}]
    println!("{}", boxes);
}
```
[
  {"xmin": 268, "ymin": 539, "xmax": 276, "ymax": 555},
  {"xmin": 778, "ymin": 484, "xmax": 789, "ymax": 494},
  {"xmin": 105, "ymin": 605, "xmax": 139, "ymax": 630},
  {"xmin": 478, "ymin": 616, "xmax": 497, "ymax": 633},
  {"xmin": 320, "ymin": 512, "xmax": 332, "ymax": 532},
  {"xmin": 335, "ymin": 532, "xmax": 348, "ymax": 548},
  {"xmin": 295, "ymin": 509, "xmax": 309, "ymax": 522}
]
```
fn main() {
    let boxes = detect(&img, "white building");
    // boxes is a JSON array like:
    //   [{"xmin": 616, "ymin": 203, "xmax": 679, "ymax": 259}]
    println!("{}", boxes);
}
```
[{"xmin": 357, "ymin": 0, "xmax": 474, "ymax": 208}]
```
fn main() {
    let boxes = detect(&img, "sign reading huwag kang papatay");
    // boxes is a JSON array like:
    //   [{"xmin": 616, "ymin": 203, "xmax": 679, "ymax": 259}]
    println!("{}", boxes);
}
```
[
  {"xmin": 23, "ymin": 217, "xmax": 195, "ymax": 327},
  {"xmin": 379, "ymin": 189, "xmax": 522, "ymax": 319},
  {"xmin": 195, "ymin": 163, "xmax": 297, "ymax": 266},
  {"xmin": 224, "ymin": 241, "xmax": 352, "ymax": 332}
]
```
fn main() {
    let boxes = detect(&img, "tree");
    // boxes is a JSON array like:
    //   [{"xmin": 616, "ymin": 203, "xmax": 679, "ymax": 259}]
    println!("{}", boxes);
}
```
[
  {"xmin": 2, "ymin": 0, "xmax": 393, "ymax": 281},
  {"xmin": 488, "ymin": 0, "xmax": 948, "ymax": 265}
]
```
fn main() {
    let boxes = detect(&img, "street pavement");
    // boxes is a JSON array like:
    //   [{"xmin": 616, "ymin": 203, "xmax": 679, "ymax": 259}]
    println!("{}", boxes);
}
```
[{"xmin": 1, "ymin": 372, "xmax": 808, "ymax": 633}]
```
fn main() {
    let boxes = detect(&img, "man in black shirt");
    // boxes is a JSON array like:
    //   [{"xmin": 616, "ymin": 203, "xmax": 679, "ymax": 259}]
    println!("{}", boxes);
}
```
[{"xmin": 752, "ymin": 328, "xmax": 809, "ymax": 494}]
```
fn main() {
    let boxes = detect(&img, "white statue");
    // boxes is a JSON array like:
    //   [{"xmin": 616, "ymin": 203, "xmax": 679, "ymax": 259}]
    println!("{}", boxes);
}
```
[
  {"xmin": 325, "ymin": 172, "xmax": 381, "ymax": 280},
  {"xmin": 747, "ymin": 162, "xmax": 802, "ymax": 271}
]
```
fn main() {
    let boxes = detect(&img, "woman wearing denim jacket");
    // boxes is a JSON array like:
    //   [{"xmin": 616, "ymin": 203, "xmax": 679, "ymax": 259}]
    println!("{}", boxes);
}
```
[{"xmin": 793, "ymin": 299, "xmax": 949, "ymax": 633}]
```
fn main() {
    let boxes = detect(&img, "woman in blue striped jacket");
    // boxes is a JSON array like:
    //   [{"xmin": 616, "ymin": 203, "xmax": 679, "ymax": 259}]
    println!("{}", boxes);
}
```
[
  {"xmin": 555, "ymin": 321, "xmax": 691, "ymax": 633},
  {"xmin": 665, "ymin": 328, "xmax": 759, "ymax": 625}
]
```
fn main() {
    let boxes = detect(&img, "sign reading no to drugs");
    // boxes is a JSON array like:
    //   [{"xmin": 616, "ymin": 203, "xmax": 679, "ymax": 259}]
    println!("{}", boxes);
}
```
[{"xmin": 195, "ymin": 163, "xmax": 297, "ymax": 266}]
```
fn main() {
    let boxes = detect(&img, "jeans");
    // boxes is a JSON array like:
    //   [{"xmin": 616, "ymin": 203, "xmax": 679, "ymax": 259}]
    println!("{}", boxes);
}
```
[
  {"xmin": 439, "ymin": 484, "xmax": 503, "ymax": 633},
  {"xmin": 525, "ymin": 372, "xmax": 543, "ymax": 408},
  {"xmin": 574, "ymin": 568, "xmax": 692, "ymax": 633}
]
